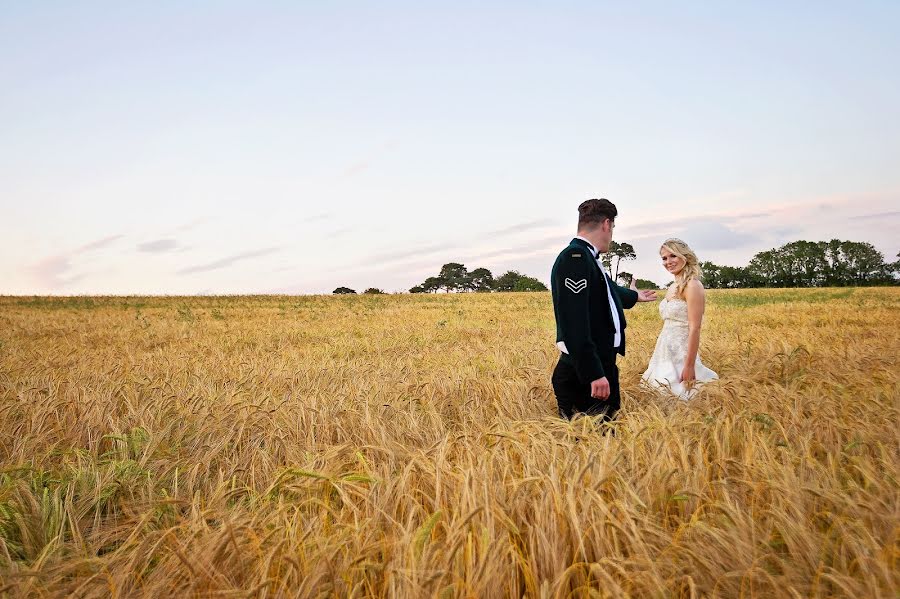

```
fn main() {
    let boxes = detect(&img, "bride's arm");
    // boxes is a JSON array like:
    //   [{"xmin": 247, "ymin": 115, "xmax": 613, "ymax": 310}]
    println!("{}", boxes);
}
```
[{"xmin": 681, "ymin": 279, "xmax": 706, "ymax": 383}]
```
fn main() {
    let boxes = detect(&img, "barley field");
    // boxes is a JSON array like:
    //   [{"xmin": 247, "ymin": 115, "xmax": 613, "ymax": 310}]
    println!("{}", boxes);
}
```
[{"xmin": 0, "ymin": 288, "xmax": 897, "ymax": 598}]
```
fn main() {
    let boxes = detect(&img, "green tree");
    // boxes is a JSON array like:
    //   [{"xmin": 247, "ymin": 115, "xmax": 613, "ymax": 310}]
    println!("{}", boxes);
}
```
[
  {"xmin": 840, "ymin": 241, "xmax": 891, "ymax": 285},
  {"xmin": 600, "ymin": 245, "xmax": 614, "ymax": 271},
  {"xmin": 617, "ymin": 272, "xmax": 633, "ymax": 286},
  {"xmin": 467, "ymin": 267, "xmax": 495, "ymax": 292},
  {"xmin": 634, "ymin": 278, "xmax": 661, "ymax": 289},
  {"xmin": 438, "ymin": 262, "xmax": 469, "ymax": 292},
  {"xmin": 722, "ymin": 265, "xmax": 759, "ymax": 288},
  {"xmin": 768, "ymin": 240, "xmax": 828, "ymax": 287},
  {"xmin": 494, "ymin": 270, "xmax": 522, "ymax": 292},
  {"xmin": 821, "ymin": 240, "xmax": 843, "ymax": 286},
  {"xmin": 748, "ymin": 249, "xmax": 779, "ymax": 287},
  {"xmin": 702, "ymin": 261, "xmax": 759, "ymax": 289},
  {"xmin": 513, "ymin": 275, "xmax": 548, "ymax": 292},
  {"xmin": 333, "ymin": 287, "xmax": 356, "ymax": 294},
  {"xmin": 700, "ymin": 261, "xmax": 722, "ymax": 288},
  {"xmin": 409, "ymin": 285, "xmax": 426, "ymax": 294},
  {"xmin": 422, "ymin": 277, "xmax": 444, "ymax": 293},
  {"xmin": 748, "ymin": 240, "xmax": 892, "ymax": 287},
  {"xmin": 611, "ymin": 241, "xmax": 637, "ymax": 279},
  {"xmin": 363, "ymin": 288, "xmax": 385, "ymax": 294}
]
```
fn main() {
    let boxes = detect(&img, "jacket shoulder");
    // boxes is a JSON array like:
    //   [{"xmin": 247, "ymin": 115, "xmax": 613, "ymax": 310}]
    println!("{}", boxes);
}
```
[
  {"xmin": 553, "ymin": 245, "xmax": 593, "ymax": 281},
  {"xmin": 555, "ymin": 244, "xmax": 590, "ymax": 263}
]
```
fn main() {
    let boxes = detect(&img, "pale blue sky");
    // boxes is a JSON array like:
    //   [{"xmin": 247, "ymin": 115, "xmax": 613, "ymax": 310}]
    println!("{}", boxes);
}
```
[{"xmin": 2, "ymin": 1, "xmax": 898, "ymax": 294}]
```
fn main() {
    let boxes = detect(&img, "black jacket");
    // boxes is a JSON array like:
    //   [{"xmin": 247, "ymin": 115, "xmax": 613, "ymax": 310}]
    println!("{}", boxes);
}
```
[{"xmin": 551, "ymin": 237, "xmax": 638, "ymax": 383}]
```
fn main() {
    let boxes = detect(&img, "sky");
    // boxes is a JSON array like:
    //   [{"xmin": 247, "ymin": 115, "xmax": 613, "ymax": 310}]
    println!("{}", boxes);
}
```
[{"xmin": 2, "ymin": 1, "xmax": 898, "ymax": 295}]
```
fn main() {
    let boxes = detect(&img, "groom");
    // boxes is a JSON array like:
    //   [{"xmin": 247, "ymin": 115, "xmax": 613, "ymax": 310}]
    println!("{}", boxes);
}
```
[{"xmin": 551, "ymin": 198, "xmax": 656, "ymax": 421}]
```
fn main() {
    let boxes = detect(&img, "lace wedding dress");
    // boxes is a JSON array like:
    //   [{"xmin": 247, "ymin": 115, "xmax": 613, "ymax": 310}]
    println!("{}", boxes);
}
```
[{"xmin": 641, "ymin": 295, "xmax": 718, "ymax": 400}]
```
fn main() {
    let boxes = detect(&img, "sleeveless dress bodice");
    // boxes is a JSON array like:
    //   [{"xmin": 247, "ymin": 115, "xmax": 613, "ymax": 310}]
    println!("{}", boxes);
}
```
[{"xmin": 641, "ymin": 296, "xmax": 718, "ymax": 399}]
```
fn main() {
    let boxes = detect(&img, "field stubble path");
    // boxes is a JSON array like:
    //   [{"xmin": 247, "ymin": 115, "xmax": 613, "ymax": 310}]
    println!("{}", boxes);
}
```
[{"xmin": 0, "ymin": 289, "xmax": 898, "ymax": 598}]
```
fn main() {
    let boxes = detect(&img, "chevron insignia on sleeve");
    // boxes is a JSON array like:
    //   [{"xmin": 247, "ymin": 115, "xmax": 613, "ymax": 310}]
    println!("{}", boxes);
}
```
[{"xmin": 565, "ymin": 278, "xmax": 587, "ymax": 293}]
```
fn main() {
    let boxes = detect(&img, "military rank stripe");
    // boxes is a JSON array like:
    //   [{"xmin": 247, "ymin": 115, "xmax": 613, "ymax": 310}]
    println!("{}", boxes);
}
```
[{"xmin": 564, "ymin": 278, "xmax": 587, "ymax": 293}]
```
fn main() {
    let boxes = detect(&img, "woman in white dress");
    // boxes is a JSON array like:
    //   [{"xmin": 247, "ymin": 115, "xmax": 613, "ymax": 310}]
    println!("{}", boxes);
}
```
[{"xmin": 641, "ymin": 238, "xmax": 718, "ymax": 399}]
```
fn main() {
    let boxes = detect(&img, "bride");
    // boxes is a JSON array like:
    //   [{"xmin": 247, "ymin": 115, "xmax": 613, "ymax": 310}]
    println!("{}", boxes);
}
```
[{"xmin": 640, "ymin": 238, "xmax": 718, "ymax": 399}]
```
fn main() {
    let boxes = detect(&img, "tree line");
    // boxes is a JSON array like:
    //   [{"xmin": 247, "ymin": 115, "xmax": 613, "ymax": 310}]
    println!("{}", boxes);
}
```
[
  {"xmin": 409, "ymin": 263, "xmax": 547, "ymax": 293},
  {"xmin": 333, "ymin": 287, "xmax": 386, "ymax": 295},
  {"xmin": 702, "ymin": 240, "xmax": 899, "ymax": 288},
  {"xmin": 333, "ymin": 238, "xmax": 899, "ymax": 294},
  {"xmin": 332, "ymin": 264, "xmax": 547, "ymax": 295}
]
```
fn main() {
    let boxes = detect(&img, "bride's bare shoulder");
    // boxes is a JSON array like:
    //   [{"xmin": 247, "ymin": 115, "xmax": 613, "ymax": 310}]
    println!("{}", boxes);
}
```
[{"xmin": 685, "ymin": 278, "xmax": 705, "ymax": 295}]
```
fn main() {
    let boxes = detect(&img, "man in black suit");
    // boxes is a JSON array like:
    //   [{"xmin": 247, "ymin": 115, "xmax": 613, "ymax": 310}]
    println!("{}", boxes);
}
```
[{"xmin": 551, "ymin": 198, "xmax": 657, "ymax": 421}]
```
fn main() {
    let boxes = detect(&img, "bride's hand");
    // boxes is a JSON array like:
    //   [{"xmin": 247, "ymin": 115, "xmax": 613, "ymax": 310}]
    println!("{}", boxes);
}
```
[{"xmin": 680, "ymin": 365, "xmax": 696, "ymax": 385}]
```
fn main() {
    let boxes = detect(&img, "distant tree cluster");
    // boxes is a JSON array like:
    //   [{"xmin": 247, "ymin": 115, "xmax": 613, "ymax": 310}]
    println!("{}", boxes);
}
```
[
  {"xmin": 615, "ymin": 272, "xmax": 661, "ymax": 289},
  {"xmin": 333, "ymin": 238, "xmax": 896, "ymax": 295},
  {"xmin": 702, "ymin": 240, "xmax": 899, "ymax": 288},
  {"xmin": 409, "ymin": 263, "xmax": 547, "ymax": 293},
  {"xmin": 332, "ymin": 287, "xmax": 386, "ymax": 295}
]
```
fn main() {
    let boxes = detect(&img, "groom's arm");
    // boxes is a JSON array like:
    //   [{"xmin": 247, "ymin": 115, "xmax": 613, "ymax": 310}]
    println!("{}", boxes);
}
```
[
  {"xmin": 555, "ymin": 251, "xmax": 605, "ymax": 383},
  {"xmin": 613, "ymin": 283, "xmax": 639, "ymax": 309}
]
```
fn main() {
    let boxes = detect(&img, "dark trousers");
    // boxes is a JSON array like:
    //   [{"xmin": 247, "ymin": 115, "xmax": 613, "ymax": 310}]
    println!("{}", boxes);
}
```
[{"xmin": 552, "ymin": 355, "xmax": 620, "ymax": 422}]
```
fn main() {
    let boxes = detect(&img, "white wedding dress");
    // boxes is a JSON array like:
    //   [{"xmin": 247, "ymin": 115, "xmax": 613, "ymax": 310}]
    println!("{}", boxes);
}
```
[{"xmin": 641, "ymin": 294, "xmax": 718, "ymax": 400}]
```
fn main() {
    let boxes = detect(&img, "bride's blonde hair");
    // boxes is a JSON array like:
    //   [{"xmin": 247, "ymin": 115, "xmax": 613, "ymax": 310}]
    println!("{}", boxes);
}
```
[{"xmin": 662, "ymin": 238, "xmax": 701, "ymax": 298}]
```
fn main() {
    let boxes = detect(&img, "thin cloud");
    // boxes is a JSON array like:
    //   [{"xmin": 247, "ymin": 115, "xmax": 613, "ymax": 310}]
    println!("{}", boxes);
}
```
[
  {"xmin": 457, "ymin": 234, "xmax": 562, "ymax": 264},
  {"xmin": 137, "ymin": 239, "xmax": 179, "ymax": 253},
  {"xmin": 340, "ymin": 161, "xmax": 371, "ymax": 179},
  {"xmin": 368, "ymin": 243, "xmax": 453, "ymax": 263},
  {"xmin": 302, "ymin": 213, "xmax": 332, "ymax": 224},
  {"xmin": 178, "ymin": 247, "xmax": 281, "ymax": 275},
  {"xmin": 483, "ymin": 218, "xmax": 560, "ymax": 237},
  {"xmin": 625, "ymin": 199, "xmax": 898, "ymax": 252},
  {"xmin": 336, "ymin": 139, "xmax": 399, "ymax": 180},
  {"xmin": 849, "ymin": 211, "xmax": 900, "ymax": 221},
  {"xmin": 30, "ymin": 234, "xmax": 124, "ymax": 290},
  {"xmin": 363, "ymin": 234, "xmax": 560, "ymax": 277},
  {"xmin": 30, "ymin": 255, "xmax": 74, "ymax": 289},
  {"xmin": 625, "ymin": 211, "xmax": 772, "ymax": 236},
  {"xmin": 175, "ymin": 218, "xmax": 208, "ymax": 232},
  {"xmin": 678, "ymin": 221, "xmax": 758, "ymax": 251},
  {"xmin": 360, "ymin": 220, "xmax": 560, "ymax": 268},
  {"xmin": 77, "ymin": 234, "xmax": 124, "ymax": 252}
]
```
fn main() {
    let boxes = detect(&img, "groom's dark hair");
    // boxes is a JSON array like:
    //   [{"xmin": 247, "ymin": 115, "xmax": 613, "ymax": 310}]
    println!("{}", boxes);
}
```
[{"xmin": 578, "ymin": 198, "xmax": 617, "ymax": 230}]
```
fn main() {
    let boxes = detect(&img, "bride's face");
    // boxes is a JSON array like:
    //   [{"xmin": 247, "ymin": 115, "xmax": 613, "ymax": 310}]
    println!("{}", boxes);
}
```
[{"xmin": 660, "ymin": 247, "xmax": 685, "ymax": 275}]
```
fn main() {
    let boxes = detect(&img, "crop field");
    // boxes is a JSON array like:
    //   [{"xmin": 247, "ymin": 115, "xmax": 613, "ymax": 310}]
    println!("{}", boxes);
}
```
[{"xmin": 0, "ymin": 288, "xmax": 898, "ymax": 598}]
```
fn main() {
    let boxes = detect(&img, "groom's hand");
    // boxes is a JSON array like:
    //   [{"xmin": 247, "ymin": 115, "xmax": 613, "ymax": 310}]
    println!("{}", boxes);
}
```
[
  {"xmin": 590, "ymin": 377, "xmax": 610, "ymax": 400},
  {"xmin": 630, "ymin": 279, "xmax": 658, "ymax": 302}
]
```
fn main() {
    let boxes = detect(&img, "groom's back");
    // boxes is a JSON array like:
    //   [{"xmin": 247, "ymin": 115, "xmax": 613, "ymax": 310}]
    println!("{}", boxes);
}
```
[{"xmin": 551, "ymin": 240, "xmax": 596, "ymax": 343}]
